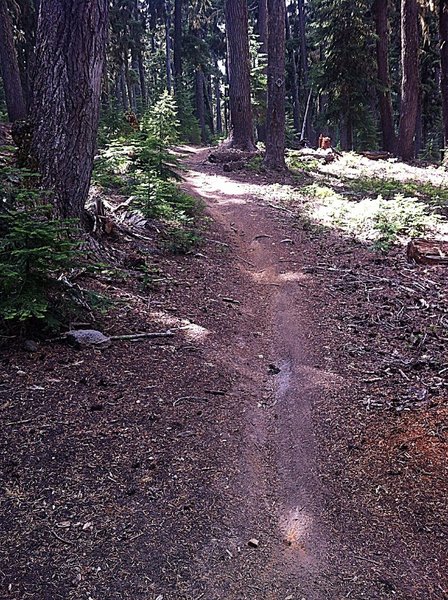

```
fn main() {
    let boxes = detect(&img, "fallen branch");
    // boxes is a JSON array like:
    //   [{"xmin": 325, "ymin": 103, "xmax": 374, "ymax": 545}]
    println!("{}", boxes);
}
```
[
  {"xmin": 267, "ymin": 203, "xmax": 294, "ymax": 215},
  {"xmin": 51, "ymin": 529, "xmax": 76, "ymax": 546},
  {"xmin": 110, "ymin": 331, "xmax": 175, "ymax": 341}
]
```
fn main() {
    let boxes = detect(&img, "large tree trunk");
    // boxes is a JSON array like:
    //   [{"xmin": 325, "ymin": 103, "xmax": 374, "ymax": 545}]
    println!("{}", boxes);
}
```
[
  {"xmin": 16, "ymin": 0, "xmax": 38, "ymax": 111},
  {"xmin": 297, "ymin": 0, "xmax": 312, "ymax": 140},
  {"xmin": 373, "ymin": 0, "xmax": 396, "ymax": 153},
  {"xmin": 264, "ymin": 0, "xmax": 286, "ymax": 169},
  {"xmin": 0, "ymin": 0, "xmax": 27, "ymax": 122},
  {"xmin": 286, "ymin": 8, "xmax": 300, "ymax": 133},
  {"xmin": 173, "ymin": 0, "xmax": 182, "ymax": 92},
  {"xmin": 257, "ymin": 0, "xmax": 268, "ymax": 142},
  {"xmin": 164, "ymin": 0, "xmax": 173, "ymax": 93},
  {"xmin": 258, "ymin": 0, "xmax": 268, "ymax": 53},
  {"xmin": 30, "ymin": 0, "xmax": 108, "ymax": 222},
  {"xmin": 397, "ymin": 0, "xmax": 419, "ymax": 160},
  {"xmin": 439, "ymin": 0, "xmax": 448, "ymax": 153},
  {"xmin": 225, "ymin": 0, "xmax": 256, "ymax": 150}
]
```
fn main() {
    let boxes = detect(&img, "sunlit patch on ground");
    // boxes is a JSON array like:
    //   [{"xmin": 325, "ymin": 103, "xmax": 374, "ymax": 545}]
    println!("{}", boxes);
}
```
[
  {"xmin": 279, "ymin": 505, "xmax": 312, "ymax": 555},
  {"xmin": 251, "ymin": 268, "xmax": 308, "ymax": 285},
  {"xmin": 283, "ymin": 151, "xmax": 448, "ymax": 248},
  {"xmin": 150, "ymin": 310, "xmax": 210, "ymax": 341},
  {"xmin": 183, "ymin": 170, "xmax": 249, "ymax": 205}
]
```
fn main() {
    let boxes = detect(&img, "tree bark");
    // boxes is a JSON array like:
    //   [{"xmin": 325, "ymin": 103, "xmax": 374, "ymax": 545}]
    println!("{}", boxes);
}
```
[
  {"xmin": 214, "ymin": 63, "xmax": 223, "ymax": 135},
  {"xmin": 225, "ymin": 0, "xmax": 256, "ymax": 150},
  {"xmin": 195, "ymin": 68, "xmax": 207, "ymax": 143},
  {"xmin": 439, "ymin": 0, "xmax": 448, "ymax": 152},
  {"xmin": 137, "ymin": 51, "xmax": 147, "ymax": 108},
  {"xmin": 0, "ymin": 0, "xmax": 27, "ymax": 121},
  {"xmin": 257, "ymin": 0, "xmax": 268, "ymax": 142},
  {"xmin": 373, "ymin": 0, "xmax": 396, "ymax": 152},
  {"xmin": 16, "ymin": 0, "xmax": 38, "ymax": 111},
  {"xmin": 119, "ymin": 66, "xmax": 129, "ymax": 111},
  {"xmin": 258, "ymin": 0, "xmax": 268, "ymax": 53},
  {"xmin": 30, "ymin": 0, "xmax": 108, "ymax": 222},
  {"xmin": 397, "ymin": 0, "xmax": 419, "ymax": 160},
  {"xmin": 164, "ymin": 0, "xmax": 173, "ymax": 93},
  {"xmin": 264, "ymin": 0, "xmax": 286, "ymax": 169},
  {"xmin": 285, "ymin": 8, "xmax": 300, "ymax": 132},
  {"xmin": 205, "ymin": 72, "xmax": 215, "ymax": 136},
  {"xmin": 174, "ymin": 0, "xmax": 182, "ymax": 92}
]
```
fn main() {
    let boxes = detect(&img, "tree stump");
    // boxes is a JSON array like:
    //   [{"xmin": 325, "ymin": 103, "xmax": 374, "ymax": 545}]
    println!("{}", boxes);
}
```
[{"xmin": 406, "ymin": 238, "xmax": 448, "ymax": 265}]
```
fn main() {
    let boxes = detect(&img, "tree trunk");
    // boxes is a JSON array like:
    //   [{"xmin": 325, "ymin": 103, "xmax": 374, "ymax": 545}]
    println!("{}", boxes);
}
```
[
  {"xmin": 257, "ymin": 0, "xmax": 268, "ymax": 142},
  {"xmin": 373, "ymin": 0, "xmax": 396, "ymax": 152},
  {"xmin": 130, "ymin": 46, "xmax": 140, "ymax": 112},
  {"xmin": 16, "ymin": 0, "xmax": 38, "ymax": 111},
  {"xmin": 205, "ymin": 72, "xmax": 215, "ymax": 136},
  {"xmin": 0, "ymin": 0, "xmax": 27, "ymax": 121},
  {"xmin": 195, "ymin": 68, "xmax": 207, "ymax": 143},
  {"xmin": 174, "ymin": 0, "xmax": 182, "ymax": 92},
  {"xmin": 264, "ymin": 0, "xmax": 286, "ymax": 169},
  {"xmin": 225, "ymin": 0, "xmax": 256, "ymax": 150},
  {"xmin": 397, "ymin": 0, "xmax": 419, "ymax": 160},
  {"xmin": 30, "ymin": 0, "xmax": 108, "ymax": 222},
  {"xmin": 215, "ymin": 65, "xmax": 223, "ymax": 135},
  {"xmin": 258, "ymin": 0, "xmax": 268, "ymax": 53},
  {"xmin": 297, "ymin": 0, "xmax": 311, "ymax": 140},
  {"xmin": 137, "ymin": 51, "xmax": 147, "ymax": 108},
  {"xmin": 123, "ymin": 52, "xmax": 134, "ymax": 111},
  {"xmin": 224, "ymin": 56, "xmax": 229, "ymax": 137},
  {"xmin": 415, "ymin": 92, "xmax": 423, "ymax": 155},
  {"xmin": 120, "ymin": 66, "xmax": 129, "ymax": 111},
  {"xmin": 439, "ymin": 0, "xmax": 448, "ymax": 152},
  {"xmin": 165, "ymin": 0, "xmax": 173, "ymax": 93},
  {"xmin": 285, "ymin": 8, "xmax": 300, "ymax": 133}
]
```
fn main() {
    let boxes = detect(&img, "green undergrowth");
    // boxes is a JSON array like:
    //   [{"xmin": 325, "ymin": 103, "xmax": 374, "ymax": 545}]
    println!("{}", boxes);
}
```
[
  {"xmin": 93, "ymin": 91, "xmax": 202, "ymax": 252},
  {"xmin": 246, "ymin": 155, "xmax": 264, "ymax": 172},
  {"xmin": 0, "ymin": 163, "xmax": 86, "ymax": 334},
  {"xmin": 300, "ymin": 182, "xmax": 443, "ymax": 250},
  {"xmin": 287, "ymin": 154, "xmax": 320, "ymax": 173},
  {"xmin": 343, "ymin": 176, "xmax": 448, "ymax": 214}
]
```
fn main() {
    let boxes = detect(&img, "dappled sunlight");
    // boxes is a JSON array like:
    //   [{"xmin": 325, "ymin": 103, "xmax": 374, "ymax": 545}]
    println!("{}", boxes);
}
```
[
  {"xmin": 150, "ymin": 310, "xmax": 210, "ymax": 342},
  {"xmin": 321, "ymin": 152, "xmax": 448, "ymax": 187},
  {"xmin": 278, "ymin": 271, "xmax": 307, "ymax": 282},
  {"xmin": 279, "ymin": 505, "xmax": 313, "ymax": 556},
  {"xmin": 304, "ymin": 189, "xmax": 448, "ymax": 247},
  {"xmin": 251, "ymin": 268, "xmax": 308, "ymax": 286},
  {"xmin": 183, "ymin": 169, "xmax": 250, "ymax": 205}
]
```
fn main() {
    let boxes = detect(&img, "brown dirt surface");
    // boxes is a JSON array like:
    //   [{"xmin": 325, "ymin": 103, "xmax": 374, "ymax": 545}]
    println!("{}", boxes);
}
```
[{"xmin": 1, "ymin": 147, "xmax": 447, "ymax": 599}]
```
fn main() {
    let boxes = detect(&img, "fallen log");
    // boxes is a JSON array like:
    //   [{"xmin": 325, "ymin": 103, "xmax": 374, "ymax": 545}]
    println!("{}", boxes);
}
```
[
  {"xmin": 406, "ymin": 238, "xmax": 448, "ymax": 265},
  {"xmin": 360, "ymin": 150, "xmax": 395, "ymax": 161}
]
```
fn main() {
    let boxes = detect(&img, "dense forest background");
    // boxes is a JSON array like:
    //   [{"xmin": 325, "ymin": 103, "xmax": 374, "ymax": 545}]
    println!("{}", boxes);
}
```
[{"xmin": 1, "ymin": 0, "xmax": 448, "ymax": 159}]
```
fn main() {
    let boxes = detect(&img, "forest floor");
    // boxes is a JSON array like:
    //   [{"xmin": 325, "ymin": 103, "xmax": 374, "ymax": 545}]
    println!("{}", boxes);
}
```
[{"xmin": 1, "ymin": 146, "xmax": 448, "ymax": 599}]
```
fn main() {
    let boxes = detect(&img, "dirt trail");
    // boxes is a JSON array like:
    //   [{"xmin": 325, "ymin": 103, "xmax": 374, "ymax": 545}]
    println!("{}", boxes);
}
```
[
  {"xmin": 3, "ymin": 147, "xmax": 445, "ymax": 600},
  {"xmin": 178, "ymin": 146, "xmax": 448, "ymax": 600},
  {"xmin": 181, "ymin": 148, "xmax": 360, "ymax": 598}
]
